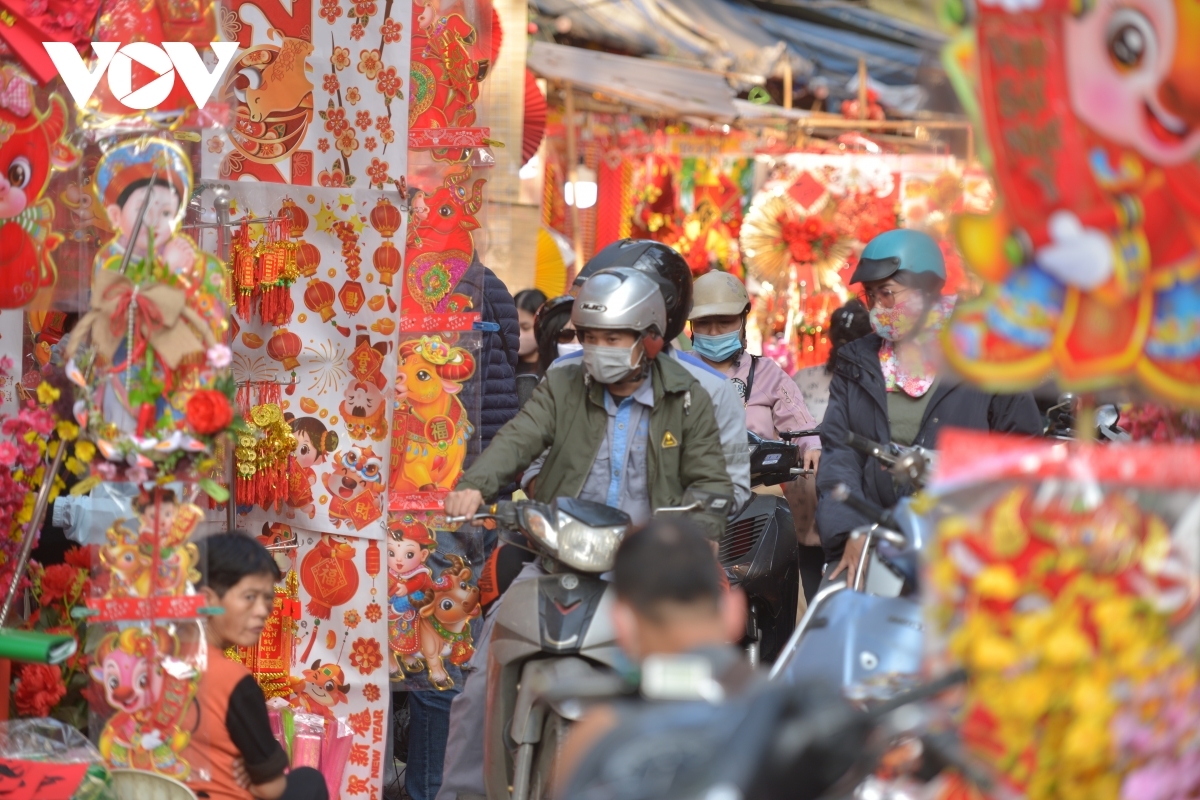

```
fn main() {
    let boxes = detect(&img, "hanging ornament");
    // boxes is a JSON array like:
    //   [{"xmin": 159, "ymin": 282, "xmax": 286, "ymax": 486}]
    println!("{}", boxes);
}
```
[{"xmin": 300, "ymin": 534, "xmax": 360, "ymax": 619}]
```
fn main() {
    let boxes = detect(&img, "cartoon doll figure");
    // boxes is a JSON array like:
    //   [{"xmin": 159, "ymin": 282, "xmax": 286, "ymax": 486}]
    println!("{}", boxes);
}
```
[
  {"xmin": 340, "ymin": 335, "xmax": 392, "ymax": 442},
  {"xmin": 92, "ymin": 139, "xmax": 204, "ymax": 282},
  {"xmin": 91, "ymin": 626, "xmax": 197, "ymax": 778},
  {"xmin": 0, "ymin": 65, "xmax": 77, "ymax": 309},
  {"xmin": 943, "ymin": 0, "xmax": 1200, "ymax": 406},
  {"xmin": 284, "ymin": 413, "xmax": 339, "ymax": 520},
  {"xmin": 387, "ymin": 522, "xmax": 437, "ymax": 676},
  {"xmin": 133, "ymin": 489, "xmax": 202, "ymax": 596},
  {"xmin": 100, "ymin": 521, "xmax": 153, "ymax": 598},
  {"xmin": 287, "ymin": 660, "xmax": 350, "ymax": 720}
]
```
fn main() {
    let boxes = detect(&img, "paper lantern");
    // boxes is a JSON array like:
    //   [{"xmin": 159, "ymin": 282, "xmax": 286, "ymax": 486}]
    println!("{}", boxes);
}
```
[
  {"xmin": 300, "ymin": 535, "xmax": 360, "ymax": 619},
  {"xmin": 339, "ymin": 280, "xmax": 365, "ymax": 316},
  {"xmin": 369, "ymin": 197, "xmax": 402, "ymax": 238},
  {"xmin": 296, "ymin": 242, "xmax": 321, "ymax": 278},
  {"xmin": 280, "ymin": 198, "xmax": 309, "ymax": 237},
  {"xmin": 373, "ymin": 242, "xmax": 401, "ymax": 287},
  {"xmin": 267, "ymin": 328, "xmax": 302, "ymax": 371},
  {"xmin": 303, "ymin": 278, "xmax": 337, "ymax": 322}
]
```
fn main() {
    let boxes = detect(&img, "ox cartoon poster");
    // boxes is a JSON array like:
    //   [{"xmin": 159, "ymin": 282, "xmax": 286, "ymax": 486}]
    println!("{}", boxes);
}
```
[{"xmin": 201, "ymin": 0, "xmax": 411, "ymax": 187}]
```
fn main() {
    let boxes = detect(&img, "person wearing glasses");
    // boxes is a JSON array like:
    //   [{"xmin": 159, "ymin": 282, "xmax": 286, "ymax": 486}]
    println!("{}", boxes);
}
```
[
  {"xmin": 816, "ymin": 229, "xmax": 1040, "ymax": 588},
  {"xmin": 533, "ymin": 294, "xmax": 579, "ymax": 375}
]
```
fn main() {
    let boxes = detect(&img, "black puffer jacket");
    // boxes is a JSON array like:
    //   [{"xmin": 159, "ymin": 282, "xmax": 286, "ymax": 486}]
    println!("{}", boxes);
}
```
[
  {"xmin": 456, "ymin": 258, "xmax": 520, "ymax": 469},
  {"xmin": 815, "ymin": 333, "xmax": 1041, "ymax": 561}
]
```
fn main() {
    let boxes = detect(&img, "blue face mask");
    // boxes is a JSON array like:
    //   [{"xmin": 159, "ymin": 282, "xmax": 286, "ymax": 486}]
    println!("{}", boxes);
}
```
[{"xmin": 691, "ymin": 330, "xmax": 743, "ymax": 362}]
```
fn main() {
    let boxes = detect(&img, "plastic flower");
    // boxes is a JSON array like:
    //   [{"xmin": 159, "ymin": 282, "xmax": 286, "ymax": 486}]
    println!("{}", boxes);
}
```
[
  {"xmin": 357, "ymin": 49, "xmax": 382, "ymax": 81},
  {"xmin": 206, "ymin": 344, "xmax": 233, "ymax": 369},
  {"xmin": 14, "ymin": 664, "xmax": 65, "ymax": 717},
  {"xmin": 36, "ymin": 382, "xmax": 59, "ymax": 405},
  {"xmin": 348, "ymin": 637, "xmax": 382, "ymax": 675}
]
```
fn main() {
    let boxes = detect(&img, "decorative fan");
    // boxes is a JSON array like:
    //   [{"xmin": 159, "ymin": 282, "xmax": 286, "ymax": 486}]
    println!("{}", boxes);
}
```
[
  {"xmin": 523, "ymin": 69, "xmax": 546, "ymax": 166},
  {"xmin": 740, "ymin": 192, "xmax": 852, "ymax": 289}
]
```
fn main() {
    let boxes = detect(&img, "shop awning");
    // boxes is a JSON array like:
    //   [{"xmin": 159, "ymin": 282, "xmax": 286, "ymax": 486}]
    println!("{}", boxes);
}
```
[{"xmin": 527, "ymin": 41, "xmax": 740, "ymax": 119}]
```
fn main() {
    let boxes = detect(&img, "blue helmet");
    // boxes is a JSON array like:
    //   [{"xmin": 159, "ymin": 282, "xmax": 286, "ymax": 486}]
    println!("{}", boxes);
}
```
[{"xmin": 850, "ymin": 229, "xmax": 946, "ymax": 285}]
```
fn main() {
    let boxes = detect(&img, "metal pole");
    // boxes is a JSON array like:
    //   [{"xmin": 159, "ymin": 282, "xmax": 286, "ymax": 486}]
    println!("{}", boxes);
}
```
[
  {"xmin": 214, "ymin": 190, "xmax": 238, "ymax": 533},
  {"xmin": 0, "ymin": 443, "xmax": 67, "ymax": 625},
  {"xmin": 564, "ymin": 83, "xmax": 584, "ymax": 269},
  {"xmin": 783, "ymin": 59, "xmax": 792, "ymax": 111}
]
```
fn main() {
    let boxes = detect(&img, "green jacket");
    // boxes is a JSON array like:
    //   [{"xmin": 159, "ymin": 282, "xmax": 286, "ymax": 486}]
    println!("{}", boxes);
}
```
[{"xmin": 458, "ymin": 356, "xmax": 733, "ymax": 520}]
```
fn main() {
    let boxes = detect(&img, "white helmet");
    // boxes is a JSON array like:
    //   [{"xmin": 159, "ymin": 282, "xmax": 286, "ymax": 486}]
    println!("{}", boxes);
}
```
[
  {"xmin": 690, "ymin": 271, "xmax": 750, "ymax": 319},
  {"xmin": 572, "ymin": 267, "xmax": 667, "ymax": 337}
]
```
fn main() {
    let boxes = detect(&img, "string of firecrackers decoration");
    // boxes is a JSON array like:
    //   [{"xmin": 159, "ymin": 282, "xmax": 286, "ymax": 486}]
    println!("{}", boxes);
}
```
[
  {"xmin": 928, "ymin": 485, "xmax": 1200, "ymax": 800},
  {"xmin": 226, "ymin": 571, "xmax": 302, "ymax": 699}
]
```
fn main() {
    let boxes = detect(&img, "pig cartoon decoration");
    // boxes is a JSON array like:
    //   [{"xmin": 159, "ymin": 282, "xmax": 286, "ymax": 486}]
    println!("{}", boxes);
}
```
[{"xmin": 943, "ymin": 0, "xmax": 1200, "ymax": 407}]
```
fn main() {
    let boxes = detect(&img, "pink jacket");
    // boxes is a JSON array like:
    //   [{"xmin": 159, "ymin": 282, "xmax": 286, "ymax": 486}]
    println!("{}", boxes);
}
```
[{"xmin": 728, "ymin": 354, "xmax": 820, "ymax": 453}]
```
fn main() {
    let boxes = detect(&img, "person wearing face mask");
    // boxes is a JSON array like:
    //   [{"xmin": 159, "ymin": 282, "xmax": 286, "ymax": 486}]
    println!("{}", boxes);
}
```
[
  {"xmin": 533, "ymin": 294, "xmax": 579, "ymax": 374},
  {"xmin": 816, "ymin": 230, "xmax": 1041, "ymax": 588},
  {"xmin": 444, "ymin": 266, "xmax": 731, "ymax": 529},
  {"xmin": 435, "ymin": 268, "xmax": 732, "ymax": 800},
  {"xmin": 513, "ymin": 288, "xmax": 547, "ymax": 376}
]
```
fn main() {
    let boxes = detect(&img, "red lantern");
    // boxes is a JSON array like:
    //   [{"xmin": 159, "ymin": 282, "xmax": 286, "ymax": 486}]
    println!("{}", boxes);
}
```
[
  {"xmin": 366, "ymin": 539, "xmax": 380, "ymax": 584},
  {"xmin": 369, "ymin": 197, "xmax": 402, "ymax": 238},
  {"xmin": 280, "ymin": 198, "xmax": 309, "ymax": 237},
  {"xmin": 267, "ymin": 328, "xmax": 302, "ymax": 371},
  {"xmin": 373, "ymin": 242, "xmax": 401, "ymax": 287},
  {"xmin": 339, "ymin": 280, "xmax": 365, "ymax": 316},
  {"xmin": 304, "ymin": 278, "xmax": 337, "ymax": 322},
  {"xmin": 296, "ymin": 241, "xmax": 321, "ymax": 278},
  {"xmin": 300, "ymin": 535, "xmax": 360, "ymax": 619}
]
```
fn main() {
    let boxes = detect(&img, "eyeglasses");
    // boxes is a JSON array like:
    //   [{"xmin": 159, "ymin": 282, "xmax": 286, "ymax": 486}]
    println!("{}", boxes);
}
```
[
  {"xmin": 860, "ymin": 285, "xmax": 912, "ymax": 309},
  {"xmin": 556, "ymin": 328, "xmax": 579, "ymax": 344}
]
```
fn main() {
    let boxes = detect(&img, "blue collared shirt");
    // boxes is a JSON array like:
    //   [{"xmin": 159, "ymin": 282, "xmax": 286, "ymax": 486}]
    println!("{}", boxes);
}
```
[{"xmin": 577, "ymin": 380, "xmax": 654, "ymax": 526}]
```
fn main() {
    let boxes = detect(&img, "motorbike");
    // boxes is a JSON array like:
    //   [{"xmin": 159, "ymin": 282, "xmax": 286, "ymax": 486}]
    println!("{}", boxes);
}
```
[
  {"xmin": 722, "ymin": 428, "xmax": 819, "ymax": 667},
  {"xmin": 769, "ymin": 432, "xmax": 932, "ymax": 699},
  {"xmin": 450, "ymin": 492, "xmax": 731, "ymax": 800},
  {"xmin": 1043, "ymin": 393, "xmax": 1129, "ymax": 442}
]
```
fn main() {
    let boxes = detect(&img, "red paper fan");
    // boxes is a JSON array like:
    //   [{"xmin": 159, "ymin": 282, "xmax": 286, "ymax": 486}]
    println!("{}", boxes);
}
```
[
  {"xmin": 523, "ymin": 68, "xmax": 547, "ymax": 166},
  {"xmin": 475, "ymin": 1, "xmax": 502, "ymax": 65}
]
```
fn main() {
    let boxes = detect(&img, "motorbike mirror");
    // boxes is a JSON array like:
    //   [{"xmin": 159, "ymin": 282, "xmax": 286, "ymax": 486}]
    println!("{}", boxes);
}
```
[{"xmin": 1096, "ymin": 404, "xmax": 1120, "ymax": 430}]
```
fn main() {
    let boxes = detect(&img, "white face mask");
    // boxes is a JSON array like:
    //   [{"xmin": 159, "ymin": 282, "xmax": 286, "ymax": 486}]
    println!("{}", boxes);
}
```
[
  {"xmin": 518, "ymin": 330, "xmax": 537, "ymax": 357},
  {"xmin": 557, "ymin": 342, "xmax": 583, "ymax": 358},
  {"xmin": 582, "ymin": 342, "xmax": 642, "ymax": 384}
]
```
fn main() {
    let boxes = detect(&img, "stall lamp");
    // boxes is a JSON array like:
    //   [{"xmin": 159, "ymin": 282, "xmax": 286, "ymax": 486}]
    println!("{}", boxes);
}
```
[{"xmin": 565, "ymin": 164, "xmax": 597, "ymax": 210}]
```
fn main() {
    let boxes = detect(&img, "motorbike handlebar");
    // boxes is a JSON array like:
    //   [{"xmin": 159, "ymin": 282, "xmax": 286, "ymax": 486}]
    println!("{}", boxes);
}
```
[
  {"xmin": 831, "ymin": 483, "xmax": 897, "ymax": 530},
  {"xmin": 843, "ymin": 431, "xmax": 898, "ymax": 465},
  {"xmin": 779, "ymin": 428, "xmax": 822, "ymax": 442}
]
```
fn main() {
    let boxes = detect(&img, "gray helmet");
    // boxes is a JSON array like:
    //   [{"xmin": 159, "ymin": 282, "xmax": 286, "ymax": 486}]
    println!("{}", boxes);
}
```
[{"xmin": 572, "ymin": 267, "xmax": 667, "ymax": 336}]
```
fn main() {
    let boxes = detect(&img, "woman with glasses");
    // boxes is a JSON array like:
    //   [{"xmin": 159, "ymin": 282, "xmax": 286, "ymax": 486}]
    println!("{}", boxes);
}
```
[{"xmin": 816, "ymin": 229, "xmax": 1041, "ymax": 589}]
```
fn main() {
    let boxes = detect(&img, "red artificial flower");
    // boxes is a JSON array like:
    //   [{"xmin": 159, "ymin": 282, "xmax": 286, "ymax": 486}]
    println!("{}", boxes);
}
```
[
  {"xmin": 186, "ymin": 390, "xmax": 234, "ymax": 436},
  {"xmin": 801, "ymin": 216, "xmax": 825, "ymax": 239},
  {"xmin": 40, "ymin": 563, "xmax": 83, "ymax": 604},
  {"xmin": 14, "ymin": 664, "xmax": 66, "ymax": 717},
  {"xmin": 63, "ymin": 546, "xmax": 92, "ymax": 571}
]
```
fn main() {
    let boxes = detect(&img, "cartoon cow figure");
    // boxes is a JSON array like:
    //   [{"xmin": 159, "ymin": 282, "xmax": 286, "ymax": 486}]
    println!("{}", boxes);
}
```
[
  {"xmin": 322, "ymin": 443, "xmax": 385, "ymax": 530},
  {"xmin": 417, "ymin": 554, "xmax": 481, "ymax": 690},
  {"xmin": 393, "ymin": 335, "xmax": 476, "ymax": 493},
  {"xmin": 288, "ymin": 660, "xmax": 350, "ymax": 720},
  {"xmin": 340, "ymin": 335, "xmax": 392, "ymax": 442},
  {"xmin": 99, "ymin": 521, "xmax": 153, "ymax": 598},
  {"xmin": 91, "ymin": 627, "xmax": 195, "ymax": 778},
  {"xmin": 244, "ymin": 30, "xmax": 315, "ymax": 123},
  {"xmin": 404, "ymin": 171, "xmax": 487, "ymax": 313}
]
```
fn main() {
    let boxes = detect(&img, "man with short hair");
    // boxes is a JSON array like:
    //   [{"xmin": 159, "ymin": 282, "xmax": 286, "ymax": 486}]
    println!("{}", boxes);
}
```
[{"xmin": 554, "ymin": 517, "xmax": 751, "ymax": 796}]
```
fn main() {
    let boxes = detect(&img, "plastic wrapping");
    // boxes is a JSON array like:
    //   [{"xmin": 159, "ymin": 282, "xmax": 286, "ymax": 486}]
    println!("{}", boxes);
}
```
[
  {"xmin": 85, "ymin": 483, "xmax": 208, "ymax": 781},
  {"xmin": 924, "ymin": 430, "xmax": 1200, "ymax": 799},
  {"xmin": 0, "ymin": 718, "xmax": 115, "ymax": 800}
]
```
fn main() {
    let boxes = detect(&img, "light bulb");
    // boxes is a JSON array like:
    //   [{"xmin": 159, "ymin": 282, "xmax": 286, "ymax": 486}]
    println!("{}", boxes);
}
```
[{"xmin": 569, "ymin": 164, "xmax": 597, "ymax": 210}]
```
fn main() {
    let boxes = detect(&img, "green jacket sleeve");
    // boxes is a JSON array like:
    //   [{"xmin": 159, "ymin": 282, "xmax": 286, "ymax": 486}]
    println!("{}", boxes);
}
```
[
  {"xmin": 456, "ymin": 374, "xmax": 559, "ymax": 501},
  {"xmin": 679, "ymin": 384, "xmax": 735, "ymax": 500}
]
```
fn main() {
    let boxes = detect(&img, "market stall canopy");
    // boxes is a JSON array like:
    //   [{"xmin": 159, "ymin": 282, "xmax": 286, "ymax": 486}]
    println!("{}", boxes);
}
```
[
  {"xmin": 531, "ymin": 0, "xmax": 946, "ymax": 113},
  {"xmin": 531, "ymin": 0, "xmax": 810, "ymax": 83},
  {"xmin": 528, "ymin": 41, "xmax": 740, "ymax": 119}
]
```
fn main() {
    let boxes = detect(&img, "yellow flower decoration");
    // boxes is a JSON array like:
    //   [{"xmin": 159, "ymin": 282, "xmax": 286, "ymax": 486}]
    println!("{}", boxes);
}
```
[
  {"xmin": 74, "ymin": 441, "xmax": 95, "ymax": 463},
  {"xmin": 56, "ymin": 421, "xmax": 79, "ymax": 441},
  {"xmin": 36, "ymin": 382, "xmax": 60, "ymax": 404}
]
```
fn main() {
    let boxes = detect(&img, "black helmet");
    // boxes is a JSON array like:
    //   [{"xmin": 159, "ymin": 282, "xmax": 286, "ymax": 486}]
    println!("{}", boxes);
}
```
[
  {"xmin": 533, "ymin": 294, "xmax": 574, "ymax": 343},
  {"xmin": 575, "ymin": 239, "xmax": 693, "ymax": 341}
]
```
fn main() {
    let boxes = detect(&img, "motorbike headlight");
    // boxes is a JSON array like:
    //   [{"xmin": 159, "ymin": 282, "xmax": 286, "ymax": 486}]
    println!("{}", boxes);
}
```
[
  {"xmin": 555, "ymin": 511, "xmax": 625, "ymax": 572},
  {"xmin": 522, "ymin": 507, "xmax": 557, "ymax": 551}
]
